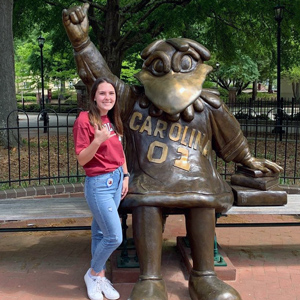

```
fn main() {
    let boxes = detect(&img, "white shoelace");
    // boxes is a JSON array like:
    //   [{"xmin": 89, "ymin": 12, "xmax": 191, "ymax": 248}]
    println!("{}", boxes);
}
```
[
  {"xmin": 95, "ymin": 277, "xmax": 103, "ymax": 292},
  {"xmin": 101, "ymin": 277, "xmax": 116, "ymax": 291}
]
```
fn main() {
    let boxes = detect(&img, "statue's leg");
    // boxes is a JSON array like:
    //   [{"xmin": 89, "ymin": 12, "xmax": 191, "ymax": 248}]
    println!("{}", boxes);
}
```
[
  {"xmin": 128, "ymin": 206, "xmax": 168, "ymax": 300},
  {"xmin": 186, "ymin": 208, "xmax": 242, "ymax": 300}
]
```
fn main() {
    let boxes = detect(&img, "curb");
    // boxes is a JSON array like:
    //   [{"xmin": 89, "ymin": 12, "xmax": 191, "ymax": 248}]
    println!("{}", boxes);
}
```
[
  {"xmin": 0, "ymin": 183, "xmax": 299, "ymax": 200},
  {"xmin": 0, "ymin": 183, "xmax": 84, "ymax": 200}
]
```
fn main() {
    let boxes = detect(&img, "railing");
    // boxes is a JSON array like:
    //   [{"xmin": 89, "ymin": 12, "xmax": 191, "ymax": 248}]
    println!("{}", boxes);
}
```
[
  {"xmin": 1, "ymin": 109, "xmax": 84, "ymax": 189},
  {"xmin": 218, "ymin": 96, "xmax": 300, "ymax": 184},
  {"xmin": 227, "ymin": 97, "xmax": 300, "ymax": 121},
  {"xmin": 1, "ymin": 101, "xmax": 300, "ymax": 189}
]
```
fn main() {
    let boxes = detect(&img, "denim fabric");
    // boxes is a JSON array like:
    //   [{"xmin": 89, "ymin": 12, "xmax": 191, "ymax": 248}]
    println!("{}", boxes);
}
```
[{"xmin": 84, "ymin": 166, "xmax": 123, "ymax": 273}]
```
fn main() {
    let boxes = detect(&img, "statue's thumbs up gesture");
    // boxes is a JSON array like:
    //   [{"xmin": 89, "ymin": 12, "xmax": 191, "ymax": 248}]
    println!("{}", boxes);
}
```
[{"xmin": 62, "ymin": 3, "xmax": 90, "ymax": 50}]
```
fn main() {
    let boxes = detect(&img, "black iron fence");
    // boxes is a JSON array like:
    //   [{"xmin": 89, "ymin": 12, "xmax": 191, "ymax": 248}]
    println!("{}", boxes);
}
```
[
  {"xmin": 0, "ymin": 109, "xmax": 84, "ymax": 189},
  {"xmin": 227, "ymin": 96, "xmax": 300, "ymax": 121},
  {"xmin": 1, "ymin": 98, "xmax": 300, "ymax": 189},
  {"xmin": 222, "ymin": 97, "xmax": 300, "ymax": 184}
]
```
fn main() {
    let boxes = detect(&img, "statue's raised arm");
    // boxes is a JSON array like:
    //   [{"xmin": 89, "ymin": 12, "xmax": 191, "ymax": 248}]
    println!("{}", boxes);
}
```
[
  {"xmin": 62, "ymin": 4, "xmax": 123, "ymax": 92},
  {"xmin": 62, "ymin": 3, "xmax": 135, "ymax": 118}
]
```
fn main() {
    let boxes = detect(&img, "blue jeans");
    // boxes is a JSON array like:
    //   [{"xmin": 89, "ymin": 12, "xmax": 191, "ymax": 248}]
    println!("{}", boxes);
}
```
[{"xmin": 84, "ymin": 166, "xmax": 123, "ymax": 273}]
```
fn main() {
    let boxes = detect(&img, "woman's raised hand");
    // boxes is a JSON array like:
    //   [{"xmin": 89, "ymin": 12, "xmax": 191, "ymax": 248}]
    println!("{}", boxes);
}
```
[{"xmin": 93, "ymin": 124, "xmax": 112, "ymax": 145}]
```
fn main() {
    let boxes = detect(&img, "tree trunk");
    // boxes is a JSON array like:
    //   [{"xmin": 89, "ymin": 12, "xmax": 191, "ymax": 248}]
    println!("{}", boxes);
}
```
[
  {"xmin": 101, "ymin": 0, "xmax": 123, "ymax": 76},
  {"xmin": 60, "ymin": 80, "xmax": 65, "ymax": 94},
  {"xmin": 0, "ymin": 0, "xmax": 19, "ymax": 148},
  {"xmin": 268, "ymin": 79, "xmax": 273, "ymax": 93},
  {"xmin": 292, "ymin": 81, "xmax": 300, "ymax": 101},
  {"xmin": 252, "ymin": 80, "xmax": 257, "ymax": 101}
]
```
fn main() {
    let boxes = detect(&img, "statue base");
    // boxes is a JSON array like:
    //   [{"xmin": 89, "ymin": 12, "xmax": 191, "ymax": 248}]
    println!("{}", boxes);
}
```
[
  {"xmin": 176, "ymin": 236, "xmax": 236, "ymax": 281},
  {"xmin": 109, "ymin": 237, "xmax": 236, "ymax": 283},
  {"xmin": 109, "ymin": 249, "xmax": 140, "ymax": 283}
]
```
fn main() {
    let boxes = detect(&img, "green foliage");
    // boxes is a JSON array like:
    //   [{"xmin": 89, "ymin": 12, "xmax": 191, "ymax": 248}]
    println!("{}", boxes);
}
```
[
  {"xmin": 12, "ymin": 0, "xmax": 300, "ymax": 98},
  {"xmin": 283, "ymin": 66, "xmax": 300, "ymax": 82},
  {"xmin": 218, "ymin": 88, "xmax": 229, "ymax": 100},
  {"xmin": 17, "ymin": 101, "xmax": 77, "ymax": 113},
  {"xmin": 208, "ymin": 52, "xmax": 259, "ymax": 95},
  {"xmin": 203, "ymin": 81, "xmax": 218, "ymax": 89},
  {"xmin": 17, "ymin": 103, "xmax": 40, "ymax": 112},
  {"xmin": 120, "ymin": 54, "xmax": 141, "ymax": 85},
  {"xmin": 15, "ymin": 27, "xmax": 78, "ymax": 92},
  {"xmin": 16, "ymin": 95, "xmax": 37, "ymax": 102},
  {"xmin": 223, "ymin": 52, "xmax": 260, "ymax": 82}
]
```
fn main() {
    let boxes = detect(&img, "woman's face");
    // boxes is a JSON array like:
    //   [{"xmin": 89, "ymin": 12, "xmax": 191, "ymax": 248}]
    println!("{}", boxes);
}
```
[{"xmin": 94, "ymin": 82, "xmax": 116, "ymax": 116}]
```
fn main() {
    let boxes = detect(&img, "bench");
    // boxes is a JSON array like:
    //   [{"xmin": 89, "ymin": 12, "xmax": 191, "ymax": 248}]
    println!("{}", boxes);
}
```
[
  {"xmin": 0, "ymin": 194, "xmax": 299, "ymax": 233},
  {"xmin": 0, "ymin": 196, "xmax": 92, "ymax": 232},
  {"xmin": 1, "ymin": 193, "xmax": 299, "ymax": 271},
  {"xmin": 217, "ymin": 194, "xmax": 300, "ymax": 227}
]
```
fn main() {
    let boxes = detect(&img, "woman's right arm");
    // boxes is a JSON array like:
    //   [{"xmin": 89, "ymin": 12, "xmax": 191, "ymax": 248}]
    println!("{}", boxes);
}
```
[{"xmin": 76, "ymin": 125, "xmax": 111, "ymax": 167}]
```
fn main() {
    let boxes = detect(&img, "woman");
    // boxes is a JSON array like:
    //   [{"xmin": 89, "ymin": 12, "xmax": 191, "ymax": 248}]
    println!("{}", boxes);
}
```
[{"xmin": 73, "ymin": 77, "xmax": 129, "ymax": 300}]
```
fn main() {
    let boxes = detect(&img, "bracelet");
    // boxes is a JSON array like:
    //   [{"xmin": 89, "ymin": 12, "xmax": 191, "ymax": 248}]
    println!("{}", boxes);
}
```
[{"xmin": 123, "ymin": 173, "xmax": 130, "ymax": 178}]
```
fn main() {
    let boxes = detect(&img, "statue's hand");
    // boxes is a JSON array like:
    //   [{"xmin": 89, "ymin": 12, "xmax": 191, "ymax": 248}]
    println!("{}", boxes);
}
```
[
  {"xmin": 62, "ymin": 3, "xmax": 90, "ymax": 49},
  {"xmin": 241, "ymin": 157, "xmax": 283, "ymax": 174}
]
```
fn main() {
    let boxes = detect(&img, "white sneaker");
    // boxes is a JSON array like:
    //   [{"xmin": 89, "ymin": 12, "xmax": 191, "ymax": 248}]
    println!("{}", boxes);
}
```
[
  {"xmin": 84, "ymin": 270, "xmax": 103, "ymax": 300},
  {"xmin": 98, "ymin": 277, "xmax": 120, "ymax": 300}
]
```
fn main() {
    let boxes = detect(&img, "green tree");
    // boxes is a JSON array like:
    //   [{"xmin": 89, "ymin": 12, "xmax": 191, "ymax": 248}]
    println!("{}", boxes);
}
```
[
  {"xmin": 14, "ymin": 0, "xmax": 195, "ymax": 77},
  {"xmin": 187, "ymin": 0, "xmax": 300, "ymax": 99},
  {"xmin": 15, "ymin": 35, "xmax": 42, "ymax": 95},
  {"xmin": 15, "ymin": 28, "xmax": 78, "ymax": 99},
  {"xmin": 208, "ymin": 52, "xmax": 259, "ymax": 95},
  {"xmin": 12, "ymin": 0, "xmax": 300, "ymax": 96}
]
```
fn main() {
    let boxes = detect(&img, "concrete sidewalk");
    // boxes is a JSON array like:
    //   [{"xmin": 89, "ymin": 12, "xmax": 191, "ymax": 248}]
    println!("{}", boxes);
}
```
[{"xmin": 0, "ymin": 214, "xmax": 299, "ymax": 300}]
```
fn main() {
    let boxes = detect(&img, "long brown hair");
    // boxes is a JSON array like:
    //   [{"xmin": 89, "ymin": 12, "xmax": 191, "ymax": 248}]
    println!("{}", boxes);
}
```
[{"xmin": 89, "ymin": 77, "xmax": 123, "ymax": 136}]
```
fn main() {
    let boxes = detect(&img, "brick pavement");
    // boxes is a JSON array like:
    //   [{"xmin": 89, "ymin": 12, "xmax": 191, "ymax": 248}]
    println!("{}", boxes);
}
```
[
  {"xmin": 216, "ymin": 214, "xmax": 300, "ymax": 300},
  {"xmin": 0, "ymin": 214, "xmax": 299, "ymax": 300}
]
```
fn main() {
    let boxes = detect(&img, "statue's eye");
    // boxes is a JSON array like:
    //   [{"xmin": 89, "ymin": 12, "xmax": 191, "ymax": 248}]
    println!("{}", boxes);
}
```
[
  {"xmin": 172, "ymin": 51, "xmax": 198, "ymax": 73},
  {"xmin": 180, "ymin": 55, "xmax": 195, "ymax": 73},
  {"xmin": 151, "ymin": 59, "xmax": 165, "ymax": 76},
  {"xmin": 143, "ymin": 51, "xmax": 170, "ymax": 76}
]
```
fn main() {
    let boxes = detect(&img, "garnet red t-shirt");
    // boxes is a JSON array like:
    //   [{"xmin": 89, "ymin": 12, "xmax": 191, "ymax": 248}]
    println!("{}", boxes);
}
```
[{"xmin": 73, "ymin": 111, "xmax": 125, "ymax": 177}]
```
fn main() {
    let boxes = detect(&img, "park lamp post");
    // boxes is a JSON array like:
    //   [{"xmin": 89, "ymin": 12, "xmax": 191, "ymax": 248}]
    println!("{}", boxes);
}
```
[
  {"xmin": 274, "ymin": 4, "xmax": 284, "ymax": 140},
  {"xmin": 37, "ymin": 35, "xmax": 48, "ymax": 133}
]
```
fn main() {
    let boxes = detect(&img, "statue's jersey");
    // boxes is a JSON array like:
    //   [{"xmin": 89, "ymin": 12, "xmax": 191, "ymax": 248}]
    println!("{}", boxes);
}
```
[{"xmin": 122, "ymin": 99, "xmax": 248, "ymax": 213}]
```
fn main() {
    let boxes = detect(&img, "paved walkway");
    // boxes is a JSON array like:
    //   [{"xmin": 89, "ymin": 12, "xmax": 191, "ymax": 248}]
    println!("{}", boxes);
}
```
[{"xmin": 0, "ymin": 214, "xmax": 299, "ymax": 300}]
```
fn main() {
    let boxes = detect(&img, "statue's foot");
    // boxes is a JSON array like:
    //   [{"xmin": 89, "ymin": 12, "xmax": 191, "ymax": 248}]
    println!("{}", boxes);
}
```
[
  {"xmin": 189, "ymin": 270, "xmax": 242, "ymax": 300},
  {"xmin": 128, "ymin": 276, "xmax": 168, "ymax": 300}
]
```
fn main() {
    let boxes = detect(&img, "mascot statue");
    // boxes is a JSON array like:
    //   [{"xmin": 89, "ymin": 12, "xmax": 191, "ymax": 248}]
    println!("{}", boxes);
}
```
[{"xmin": 63, "ymin": 4, "xmax": 282, "ymax": 300}]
